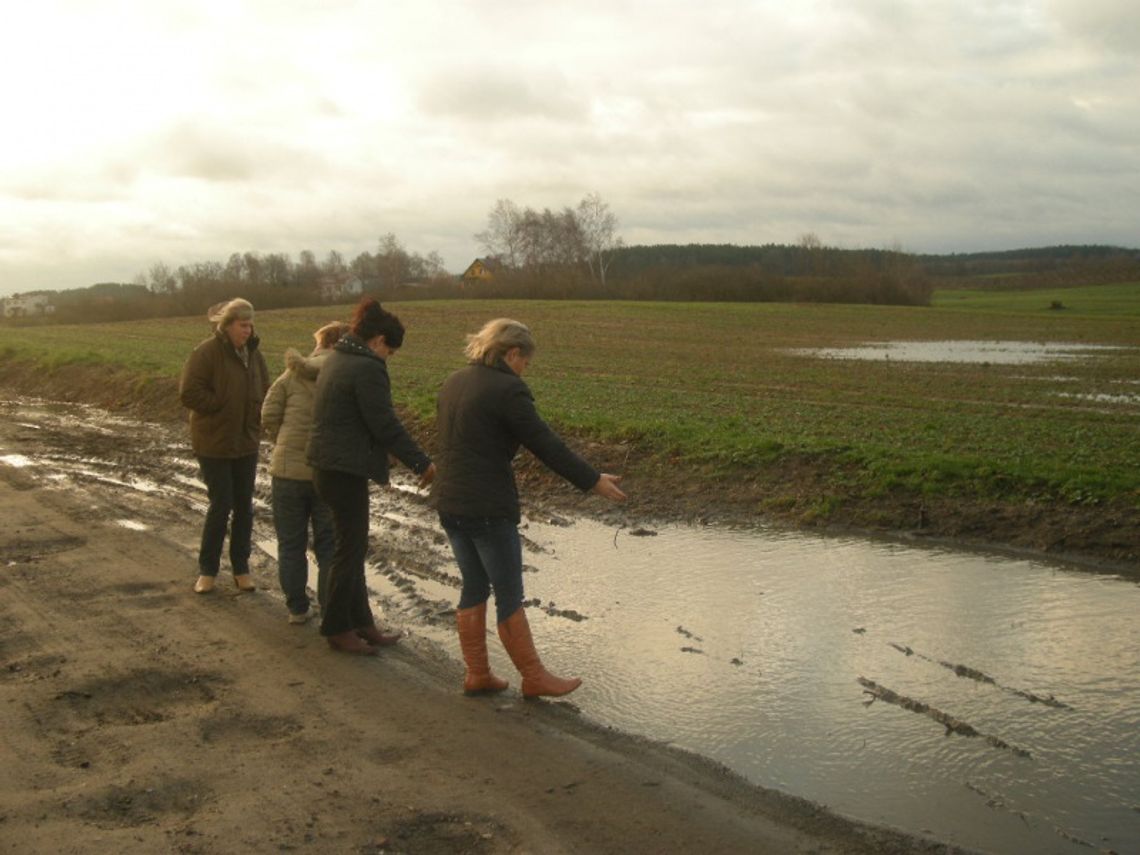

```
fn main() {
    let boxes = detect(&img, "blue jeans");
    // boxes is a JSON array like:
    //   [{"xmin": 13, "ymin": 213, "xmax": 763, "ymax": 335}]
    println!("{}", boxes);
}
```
[
  {"xmin": 271, "ymin": 476, "xmax": 335, "ymax": 615},
  {"xmin": 438, "ymin": 513, "xmax": 524, "ymax": 625},
  {"xmin": 196, "ymin": 454, "xmax": 258, "ymax": 576}
]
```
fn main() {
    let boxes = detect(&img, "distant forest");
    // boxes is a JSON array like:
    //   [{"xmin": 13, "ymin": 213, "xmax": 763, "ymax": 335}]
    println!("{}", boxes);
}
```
[{"xmin": 3, "ymin": 240, "xmax": 1138, "ymax": 326}]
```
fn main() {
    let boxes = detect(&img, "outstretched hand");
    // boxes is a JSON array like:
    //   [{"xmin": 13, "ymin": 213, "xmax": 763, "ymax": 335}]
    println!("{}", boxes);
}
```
[
  {"xmin": 417, "ymin": 463, "xmax": 437, "ymax": 489},
  {"xmin": 592, "ymin": 473, "xmax": 627, "ymax": 502}
]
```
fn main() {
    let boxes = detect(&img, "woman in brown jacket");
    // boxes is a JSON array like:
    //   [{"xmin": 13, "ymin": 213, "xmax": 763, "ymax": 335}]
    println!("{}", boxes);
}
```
[{"xmin": 179, "ymin": 298, "xmax": 270, "ymax": 594}]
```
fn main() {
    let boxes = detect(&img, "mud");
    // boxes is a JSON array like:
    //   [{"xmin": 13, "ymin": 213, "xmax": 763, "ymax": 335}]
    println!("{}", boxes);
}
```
[
  {"xmin": 0, "ymin": 396, "xmax": 970, "ymax": 854},
  {"xmin": 2, "ymin": 356, "xmax": 1137, "ymax": 577}
]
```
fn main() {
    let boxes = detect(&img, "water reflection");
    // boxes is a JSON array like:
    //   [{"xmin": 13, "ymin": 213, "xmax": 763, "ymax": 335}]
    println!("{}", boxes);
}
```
[
  {"xmin": 789, "ymin": 340, "xmax": 1127, "ymax": 364},
  {"xmin": 497, "ymin": 518, "xmax": 1140, "ymax": 855}
]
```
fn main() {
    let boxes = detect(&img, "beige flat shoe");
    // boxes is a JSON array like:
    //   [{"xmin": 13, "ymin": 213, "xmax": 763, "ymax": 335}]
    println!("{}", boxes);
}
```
[
  {"xmin": 233, "ymin": 574, "xmax": 256, "ymax": 592},
  {"xmin": 193, "ymin": 575, "xmax": 215, "ymax": 594}
]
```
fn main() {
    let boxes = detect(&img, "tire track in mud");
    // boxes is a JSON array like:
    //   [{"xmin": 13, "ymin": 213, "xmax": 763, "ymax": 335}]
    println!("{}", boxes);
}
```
[
  {"xmin": 886, "ymin": 641, "xmax": 1072, "ymax": 709},
  {"xmin": 856, "ymin": 677, "xmax": 1033, "ymax": 758},
  {"xmin": 4, "ymin": 399, "xmax": 605, "ymax": 634}
]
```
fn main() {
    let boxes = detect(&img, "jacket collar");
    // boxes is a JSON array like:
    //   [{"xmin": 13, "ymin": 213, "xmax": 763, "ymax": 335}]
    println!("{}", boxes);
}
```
[
  {"xmin": 214, "ymin": 329, "xmax": 260, "ymax": 353},
  {"xmin": 336, "ymin": 334, "xmax": 384, "ymax": 362},
  {"xmin": 285, "ymin": 347, "xmax": 330, "ymax": 379}
]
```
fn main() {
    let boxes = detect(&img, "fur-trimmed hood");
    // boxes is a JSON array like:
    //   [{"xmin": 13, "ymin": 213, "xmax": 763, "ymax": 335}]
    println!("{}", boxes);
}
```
[
  {"xmin": 261, "ymin": 347, "xmax": 335, "ymax": 480},
  {"xmin": 284, "ymin": 347, "xmax": 332, "ymax": 381}
]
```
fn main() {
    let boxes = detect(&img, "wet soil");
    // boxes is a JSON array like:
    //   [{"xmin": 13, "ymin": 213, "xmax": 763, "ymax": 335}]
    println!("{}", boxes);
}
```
[
  {"xmin": 2, "ymin": 358, "xmax": 1136, "ymax": 579},
  {"xmin": 0, "ymin": 387, "xmax": 973, "ymax": 852}
]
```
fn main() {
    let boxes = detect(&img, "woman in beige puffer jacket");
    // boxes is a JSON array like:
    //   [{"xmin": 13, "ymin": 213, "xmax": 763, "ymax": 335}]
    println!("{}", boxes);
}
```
[{"xmin": 262, "ymin": 322, "xmax": 348, "ymax": 623}]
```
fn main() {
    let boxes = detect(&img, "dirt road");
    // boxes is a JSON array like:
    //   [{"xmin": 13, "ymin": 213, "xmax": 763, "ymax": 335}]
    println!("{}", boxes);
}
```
[{"xmin": 0, "ymin": 398, "xmax": 969, "ymax": 854}]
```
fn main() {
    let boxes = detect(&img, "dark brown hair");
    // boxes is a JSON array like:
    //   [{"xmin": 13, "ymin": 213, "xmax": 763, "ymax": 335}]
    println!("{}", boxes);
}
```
[{"xmin": 350, "ymin": 297, "xmax": 405, "ymax": 348}]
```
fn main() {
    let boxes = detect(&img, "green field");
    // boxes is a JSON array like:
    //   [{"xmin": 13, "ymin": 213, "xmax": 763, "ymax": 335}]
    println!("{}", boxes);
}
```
[{"xmin": 2, "ymin": 284, "xmax": 1139, "ymax": 507}]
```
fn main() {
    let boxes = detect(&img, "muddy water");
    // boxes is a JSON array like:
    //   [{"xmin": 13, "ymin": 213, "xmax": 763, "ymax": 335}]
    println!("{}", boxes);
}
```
[
  {"xmin": 386, "ymin": 513, "xmax": 1140, "ymax": 854},
  {"xmin": 787, "ymin": 340, "xmax": 1127, "ymax": 364},
  {"xmin": 3, "ymin": 399, "xmax": 1138, "ymax": 855}
]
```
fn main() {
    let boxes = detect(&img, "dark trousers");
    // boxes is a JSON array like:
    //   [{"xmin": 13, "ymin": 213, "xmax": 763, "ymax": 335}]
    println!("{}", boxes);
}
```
[
  {"xmin": 271, "ymin": 476, "xmax": 335, "ymax": 615},
  {"xmin": 196, "ymin": 454, "xmax": 258, "ymax": 576},
  {"xmin": 438, "ymin": 513, "xmax": 524, "ymax": 625},
  {"xmin": 314, "ymin": 468, "xmax": 374, "ymax": 637}
]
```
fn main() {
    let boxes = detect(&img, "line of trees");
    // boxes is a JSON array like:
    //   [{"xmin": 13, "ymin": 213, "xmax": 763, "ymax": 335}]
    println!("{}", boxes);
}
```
[
  {"xmin": 142, "ymin": 233, "xmax": 449, "ymax": 298},
  {"xmin": 472, "ymin": 214, "xmax": 934, "ymax": 304},
  {"xmin": 474, "ymin": 193, "xmax": 623, "ymax": 295},
  {"xmin": 6, "ymin": 191, "xmax": 1139, "ymax": 326},
  {"xmin": 8, "ymin": 235, "xmax": 455, "ymax": 325}
]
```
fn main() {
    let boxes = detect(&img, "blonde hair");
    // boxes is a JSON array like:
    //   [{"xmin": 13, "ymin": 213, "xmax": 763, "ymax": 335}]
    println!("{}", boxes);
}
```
[
  {"xmin": 207, "ymin": 298, "xmax": 254, "ymax": 331},
  {"xmin": 464, "ymin": 318, "xmax": 535, "ymax": 366},
  {"xmin": 313, "ymin": 321, "xmax": 349, "ymax": 350}
]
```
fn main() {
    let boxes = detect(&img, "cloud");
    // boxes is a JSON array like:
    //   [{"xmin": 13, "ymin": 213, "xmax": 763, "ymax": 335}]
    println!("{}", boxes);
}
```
[
  {"xmin": 1048, "ymin": 0, "xmax": 1140, "ymax": 54},
  {"xmin": 418, "ymin": 65, "xmax": 588, "ymax": 122},
  {"xmin": 2, "ymin": 0, "xmax": 1139, "ymax": 296}
]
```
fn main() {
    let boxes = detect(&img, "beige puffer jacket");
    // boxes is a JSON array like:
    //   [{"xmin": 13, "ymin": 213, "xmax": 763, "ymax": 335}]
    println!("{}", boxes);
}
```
[{"xmin": 261, "ymin": 348, "xmax": 331, "ymax": 481}]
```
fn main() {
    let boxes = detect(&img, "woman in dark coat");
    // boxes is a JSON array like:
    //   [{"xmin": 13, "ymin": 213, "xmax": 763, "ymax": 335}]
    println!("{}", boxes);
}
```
[
  {"xmin": 307, "ymin": 298, "xmax": 435, "ymax": 654},
  {"xmin": 179, "ymin": 298, "xmax": 270, "ymax": 595},
  {"xmin": 433, "ymin": 318, "xmax": 626, "ymax": 698}
]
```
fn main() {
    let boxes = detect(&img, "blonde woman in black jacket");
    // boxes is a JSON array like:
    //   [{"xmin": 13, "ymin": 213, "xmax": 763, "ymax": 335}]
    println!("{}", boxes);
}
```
[{"xmin": 433, "ymin": 318, "xmax": 626, "ymax": 698}]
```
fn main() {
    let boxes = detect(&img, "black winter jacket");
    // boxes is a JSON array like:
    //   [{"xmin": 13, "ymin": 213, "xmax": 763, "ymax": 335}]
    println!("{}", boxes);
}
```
[
  {"xmin": 432, "ymin": 360, "xmax": 599, "ymax": 521},
  {"xmin": 305, "ymin": 335, "xmax": 431, "ymax": 482}
]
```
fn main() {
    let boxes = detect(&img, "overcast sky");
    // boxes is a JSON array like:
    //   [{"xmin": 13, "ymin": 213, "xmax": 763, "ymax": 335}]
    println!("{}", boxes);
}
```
[{"xmin": 1, "ymin": 0, "xmax": 1137, "ymax": 296}]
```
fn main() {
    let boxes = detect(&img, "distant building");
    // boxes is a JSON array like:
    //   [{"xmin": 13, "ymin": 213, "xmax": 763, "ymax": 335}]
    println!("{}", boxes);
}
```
[
  {"xmin": 2, "ymin": 292, "xmax": 55, "ymax": 318},
  {"xmin": 317, "ymin": 276, "xmax": 364, "ymax": 302},
  {"xmin": 461, "ymin": 258, "xmax": 499, "ymax": 287}
]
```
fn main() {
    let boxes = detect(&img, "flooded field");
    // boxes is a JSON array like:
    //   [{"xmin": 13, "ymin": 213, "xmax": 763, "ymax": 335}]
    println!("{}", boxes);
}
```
[
  {"xmin": 787, "ymin": 340, "xmax": 1127, "ymax": 365},
  {"xmin": 2, "ymin": 398, "xmax": 1138, "ymax": 855}
]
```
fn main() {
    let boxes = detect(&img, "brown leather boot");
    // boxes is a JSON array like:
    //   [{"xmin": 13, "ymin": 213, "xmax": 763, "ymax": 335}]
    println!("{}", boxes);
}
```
[
  {"xmin": 497, "ymin": 607, "xmax": 581, "ymax": 698},
  {"xmin": 456, "ymin": 604, "xmax": 508, "ymax": 695},
  {"xmin": 356, "ymin": 625, "xmax": 402, "ymax": 647},
  {"xmin": 327, "ymin": 630, "xmax": 378, "ymax": 655}
]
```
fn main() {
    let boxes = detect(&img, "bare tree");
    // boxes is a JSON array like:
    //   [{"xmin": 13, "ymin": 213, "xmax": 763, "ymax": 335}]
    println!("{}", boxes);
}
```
[
  {"xmin": 147, "ymin": 262, "xmax": 177, "ymax": 294},
  {"xmin": 349, "ymin": 251, "xmax": 375, "ymax": 287},
  {"xmin": 263, "ymin": 253, "xmax": 293, "ymax": 288},
  {"xmin": 321, "ymin": 250, "xmax": 347, "ymax": 279},
  {"xmin": 475, "ymin": 199, "xmax": 523, "ymax": 268},
  {"xmin": 423, "ymin": 250, "xmax": 446, "ymax": 278},
  {"xmin": 577, "ymin": 192, "xmax": 622, "ymax": 288},
  {"xmin": 295, "ymin": 250, "xmax": 321, "ymax": 290},
  {"xmin": 798, "ymin": 232, "xmax": 824, "ymax": 276},
  {"xmin": 243, "ymin": 252, "xmax": 264, "ymax": 287},
  {"xmin": 224, "ymin": 253, "xmax": 245, "ymax": 284},
  {"xmin": 377, "ymin": 233, "xmax": 410, "ymax": 287}
]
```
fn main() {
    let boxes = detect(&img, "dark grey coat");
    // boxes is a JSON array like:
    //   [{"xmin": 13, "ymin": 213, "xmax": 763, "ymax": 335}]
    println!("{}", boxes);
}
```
[
  {"xmin": 432, "ymin": 360, "xmax": 599, "ymax": 521},
  {"xmin": 305, "ymin": 335, "xmax": 431, "ymax": 482}
]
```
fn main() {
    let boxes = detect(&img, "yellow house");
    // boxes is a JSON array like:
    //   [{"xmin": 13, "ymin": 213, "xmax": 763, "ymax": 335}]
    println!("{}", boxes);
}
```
[{"xmin": 461, "ymin": 258, "xmax": 497, "ymax": 286}]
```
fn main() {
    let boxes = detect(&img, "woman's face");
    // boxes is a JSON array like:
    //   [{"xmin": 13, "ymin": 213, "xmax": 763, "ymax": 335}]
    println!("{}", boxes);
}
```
[
  {"xmin": 368, "ymin": 335, "xmax": 397, "ymax": 359},
  {"xmin": 226, "ymin": 319, "xmax": 253, "ymax": 349},
  {"xmin": 504, "ymin": 347, "xmax": 531, "ymax": 376}
]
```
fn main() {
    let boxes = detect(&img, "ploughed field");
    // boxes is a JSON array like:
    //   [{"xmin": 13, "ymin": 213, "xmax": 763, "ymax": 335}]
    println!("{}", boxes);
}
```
[{"xmin": 1, "ymin": 283, "xmax": 1138, "ymax": 568}]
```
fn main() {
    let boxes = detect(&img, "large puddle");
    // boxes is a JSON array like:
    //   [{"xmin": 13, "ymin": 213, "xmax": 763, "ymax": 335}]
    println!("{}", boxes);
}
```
[
  {"xmin": 2, "ymin": 399, "xmax": 1138, "ymax": 854},
  {"xmin": 384, "ymin": 516, "xmax": 1140, "ymax": 855},
  {"xmin": 788, "ymin": 340, "xmax": 1128, "ymax": 365}
]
